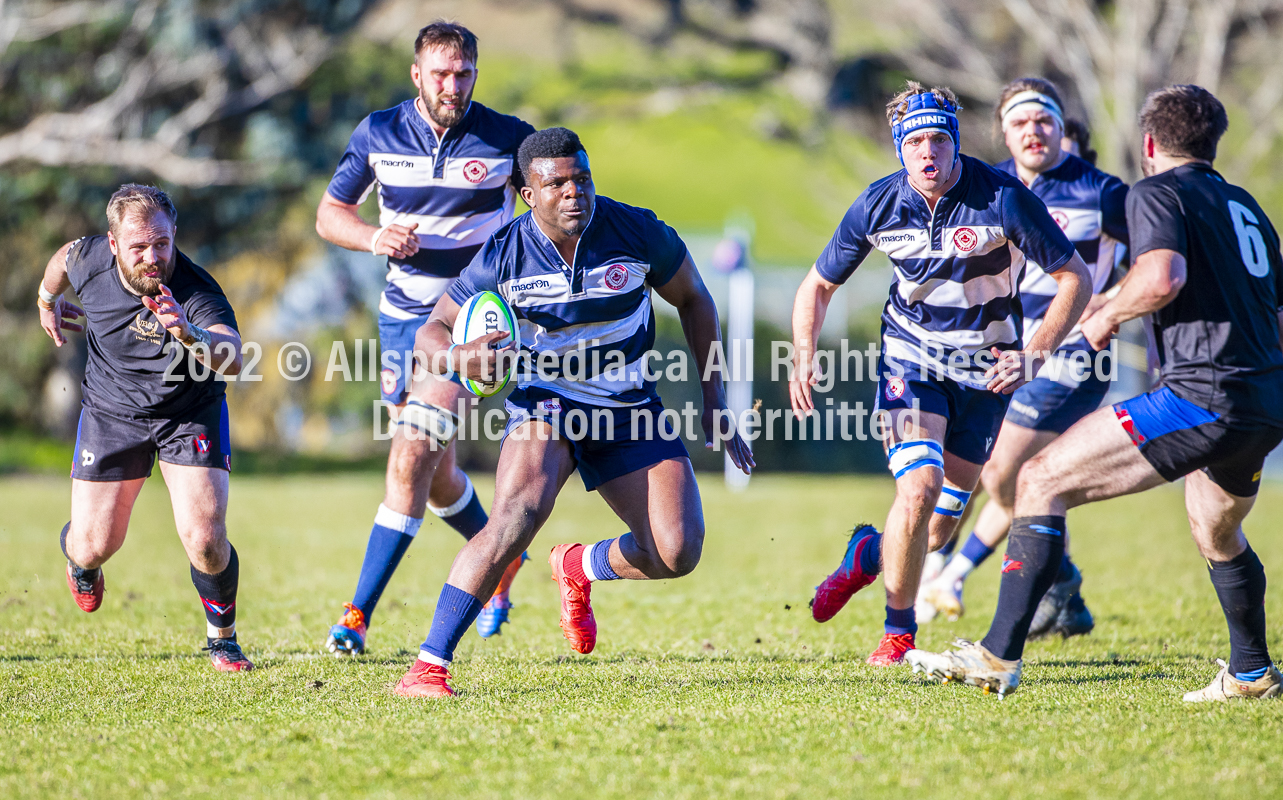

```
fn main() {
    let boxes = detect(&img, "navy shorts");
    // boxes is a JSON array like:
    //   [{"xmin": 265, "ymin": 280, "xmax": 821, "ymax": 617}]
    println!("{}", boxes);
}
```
[
  {"xmin": 875, "ymin": 358, "xmax": 1009, "ymax": 465},
  {"xmin": 502, "ymin": 389, "xmax": 689, "ymax": 491},
  {"xmin": 72, "ymin": 399, "xmax": 231, "ymax": 482},
  {"xmin": 1114, "ymin": 387, "xmax": 1283, "ymax": 497},
  {"xmin": 378, "ymin": 311, "xmax": 429, "ymax": 404},
  {"xmin": 1006, "ymin": 376, "xmax": 1109, "ymax": 434}
]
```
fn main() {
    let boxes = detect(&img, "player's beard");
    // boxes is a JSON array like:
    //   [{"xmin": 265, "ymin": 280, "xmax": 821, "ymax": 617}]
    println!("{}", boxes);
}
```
[
  {"xmin": 119, "ymin": 257, "xmax": 171, "ymax": 296},
  {"xmin": 422, "ymin": 86, "xmax": 472, "ymax": 129}
]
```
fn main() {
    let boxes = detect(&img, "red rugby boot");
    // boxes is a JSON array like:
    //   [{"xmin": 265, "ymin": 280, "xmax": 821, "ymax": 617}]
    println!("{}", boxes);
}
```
[
  {"xmin": 866, "ymin": 632, "xmax": 916, "ymax": 666},
  {"xmin": 204, "ymin": 637, "xmax": 255, "ymax": 672},
  {"xmin": 65, "ymin": 562, "xmax": 104, "ymax": 613},
  {"xmin": 549, "ymin": 543, "xmax": 597, "ymax": 654},
  {"xmin": 393, "ymin": 659, "xmax": 455, "ymax": 698},
  {"xmin": 810, "ymin": 524, "xmax": 880, "ymax": 622}
]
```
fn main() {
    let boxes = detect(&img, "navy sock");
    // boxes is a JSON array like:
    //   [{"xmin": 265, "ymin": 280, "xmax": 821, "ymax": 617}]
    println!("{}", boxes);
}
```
[
  {"xmin": 420, "ymin": 583, "xmax": 485, "ymax": 664},
  {"xmin": 431, "ymin": 476, "xmax": 488, "ymax": 540},
  {"xmin": 586, "ymin": 537, "xmax": 623, "ymax": 581},
  {"xmin": 885, "ymin": 605, "xmax": 917, "ymax": 635},
  {"xmin": 937, "ymin": 535, "xmax": 957, "ymax": 558},
  {"xmin": 958, "ymin": 532, "xmax": 995, "ymax": 567},
  {"xmin": 858, "ymin": 531, "xmax": 883, "ymax": 575},
  {"xmin": 980, "ymin": 516, "xmax": 1066, "ymax": 661},
  {"xmin": 59, "ymin": 522, "xmax": 101, "ymax": 580},
  {"xmin": 1056, "ymin": 551, "xmax": 1075, "ymax": 583},
  {"xmin": 352, "ymin": 505, "xmax": 421, "ymax": 620},
  {"xmin": 1206, "ymin": 545, "xmax": 1272, "ymax": 678},
  {"xmin": 191, "ymin": 545, "xmax": 239, "ymax": 633}
]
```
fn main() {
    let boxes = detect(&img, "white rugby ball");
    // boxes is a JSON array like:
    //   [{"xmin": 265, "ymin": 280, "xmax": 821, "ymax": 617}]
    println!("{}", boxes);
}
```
[{"xmin": 452, "ymin": 290, "xmax": 520, "ymax": 397}]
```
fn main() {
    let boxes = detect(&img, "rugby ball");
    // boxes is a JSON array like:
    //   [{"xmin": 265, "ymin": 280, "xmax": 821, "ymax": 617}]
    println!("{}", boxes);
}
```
[{"xmin": 452, "ymin": 291, "xmax": 520, "ymax": 397}]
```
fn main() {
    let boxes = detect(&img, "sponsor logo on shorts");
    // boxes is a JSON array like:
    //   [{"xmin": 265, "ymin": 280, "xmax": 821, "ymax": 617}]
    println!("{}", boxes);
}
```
[
  {"xmin": 1010, "ymin": 399, "xmax": 1038, "ymax": 418},
  {"xmin": 194, "ymin": 434, "xmax": 211, "ymax": 454},
  {"xmin": 604, "ymin": 264, "xmax": 629, "ymax": 291},
  {"xmin": 381, "ymin": 368, "xmax": 398, "ymax": 396},
  {"xmin": 1114, "ymin": 405, "xmax": 1146, "ymax": 446},
  {"xmin": 884, "ymin": 376, "xmax": 905, "ymax": 401},
  {"xmin": 128, "ymin": 313, "xmax": 164, "ymax": 345},
  {"xmin": 952, "ymin": 227, "xmax": 978, "ymax": 252},
  {"xmin": 1001, "ymin": 555, "xmax": 1023, "ymax": 573},
  {"xmin": 462, "ymin": 160, "xmax": 488, "ymax": 183},
  {"xmin": 80, "ymin": 449, "xmax": 95, "ymax": 466}
]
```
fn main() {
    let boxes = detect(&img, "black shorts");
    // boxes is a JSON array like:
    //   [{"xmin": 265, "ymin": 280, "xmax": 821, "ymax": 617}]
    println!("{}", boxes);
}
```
[
  {"xmin": 1114, "ymin": 388, "xmax": 1283, "ymax": 497},
  {"xmin": 71, "ymin": 399, "xmax": 231, "ymax": 482}
]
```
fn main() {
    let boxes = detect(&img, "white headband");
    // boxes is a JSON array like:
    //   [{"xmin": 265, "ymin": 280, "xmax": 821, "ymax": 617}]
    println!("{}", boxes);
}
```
[{"xmin": 1000, "ymin": 90, "xmax": 1064, "ymax": 131}]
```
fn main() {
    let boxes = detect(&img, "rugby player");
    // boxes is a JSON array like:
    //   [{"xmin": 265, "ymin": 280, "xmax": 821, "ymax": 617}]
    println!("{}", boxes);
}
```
[
  {"xmin": 316, "ymin": 21, "xmax": 536, "ymax": 654},
  {"xmin": 907, "ymin": 85, "xmax": 1283, "ymax": 701},
  {"xmin": 391, "ymin": 127, "xmax": 754, "ymax": 697},
  {"xmin": 793, "ymin": 82, "xmax": 1092, "ymax": 665},
  {"xmin": 916, "ymin": 79, "xmax": 1129, "ymax": 638},
  {"xmin": 37, "ymin": 184, "xmax": 252, "ymax": 672}
]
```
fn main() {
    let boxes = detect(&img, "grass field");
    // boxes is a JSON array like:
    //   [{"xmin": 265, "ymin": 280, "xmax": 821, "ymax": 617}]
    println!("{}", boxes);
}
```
[{"xmin": 1, "ymin": 472, "xmax": 1281, "ymax": 799}]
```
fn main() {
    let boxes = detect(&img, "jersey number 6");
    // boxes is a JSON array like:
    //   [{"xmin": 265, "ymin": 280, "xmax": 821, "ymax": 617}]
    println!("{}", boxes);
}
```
[{"xmin": 1229, "ymin": 200, "xmax": 1270, "ymax": 278}]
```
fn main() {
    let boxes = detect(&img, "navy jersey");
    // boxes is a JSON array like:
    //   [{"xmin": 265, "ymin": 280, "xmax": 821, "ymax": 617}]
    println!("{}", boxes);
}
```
[
  {"xmin": 326, "ymin": 100, "xmax": 536, "ymax": 319},
  {"xmin": 997, "ymin": 154, "xmax": 1128, "ymax": 368},
  {"xmin": 66, "ymin": 235, "xmax": 238, "ymax": 419},
  {"xmin": 816, "ymin": 154, "xmax": 1076, "ymax": 388},
  {"xmin": 1128, "ymin": 163, "xmax": 1283, "ymax": 423},
  {"xmin": 448, "ymin": 196, "xmax": 689, "ymax": 407}
]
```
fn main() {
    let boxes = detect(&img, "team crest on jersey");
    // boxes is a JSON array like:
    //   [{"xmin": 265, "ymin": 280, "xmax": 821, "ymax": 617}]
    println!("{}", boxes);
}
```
[
  {"xmin": 129, "ymin": 313, "xmax": 164, "ymax": 345},
  {"xmin": 194, "ymin": 434, "xmax": 211, "ymax": 454},
  {"xmin": 381, "ymin": 368, "xmax": 398, "ymax": 396},
  {"xmin": 540, "ymin": 398, "xmax": 562, "ymax": 413},
  {"xmin": 603, "ymin": 264, "xmax": 629, "ymax": 291},
  {"xmin": 884, "ymin": 376, "xmax": 905, "ymax": 401},
  {"xmin": 462, "ymin": 160, "xmax": 488, "ymax": 183},
  {"xmin": 952, "ymin": 227, "xmax": 978, "ymax": 252},
  {"xmin": 1051, "ymin": 210, "xmax": 1070, "ymax": 230}
]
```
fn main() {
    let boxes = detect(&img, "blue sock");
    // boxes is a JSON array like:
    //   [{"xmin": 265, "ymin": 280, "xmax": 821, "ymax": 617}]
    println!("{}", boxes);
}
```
[
  {"xmin": 1236, "ymin": 665, "xmax": 1270, "ymax": 681},
  {"xmin": 959, "ymin": 532, "xmax": 996, "ymax": 568},
  {"xmin": 420, "ymin": 583, "xmax": 484, "ymax": 664},
  {"xmin": 885, "ymin": 605, "xmax": 917, "ymax": 635},
  {"xmin": 431, "ymin": 475, "xmax": 488, "ymax": 540},
  {"xmin": 584, "ymin": 537, "xmax": 623, "ymax": 581},
  {"xmin": 857, "ymin": 532, "xmax": 883, "ymax": 575},
  {"xmin": 938, "ymin": 535, "xmax": 957, "ymax": 558},
  {"xmin": 351, "ymin": 504, "xmax": 422, "ymax": 620}
]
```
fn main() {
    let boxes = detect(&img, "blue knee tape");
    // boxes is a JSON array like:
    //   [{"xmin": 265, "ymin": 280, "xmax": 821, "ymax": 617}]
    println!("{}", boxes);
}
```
[
  {"xmin": 934, "ymin": 485, "xmax": 972, "ymax": 518},
  {"xmin": 887, "ymin": 439, "xmax": 944, "ymax": 479}
]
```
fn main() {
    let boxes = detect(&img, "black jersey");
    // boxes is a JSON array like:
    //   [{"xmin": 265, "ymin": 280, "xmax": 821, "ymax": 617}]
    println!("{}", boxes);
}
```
[
  {"xmin": 1127, "ymin": 163, "xmax": 1283, "ymax": 423},
  {"xmin": 66, "ymin": 235, "xmax": 238, "ymax": 419}
]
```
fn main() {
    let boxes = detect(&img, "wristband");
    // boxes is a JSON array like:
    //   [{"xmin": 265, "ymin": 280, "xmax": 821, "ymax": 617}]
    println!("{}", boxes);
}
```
[
  {"xmin": 179, "ymin": 324, "xmax": 213, "ymax": 351},
  {"xmin": 37, "ymin": 284, "xmax": 57, "ymax": 309},
  {"xmin": 371, "ymin": 225, "xmax": 392, "ymax": 255},
  {"xmin": 446, "ymin": 342, "xmax": 461, "ymax": 374},
  {"xmin": 1104, "ymin": 284, "xmax": 1122, "ymax": 300}
]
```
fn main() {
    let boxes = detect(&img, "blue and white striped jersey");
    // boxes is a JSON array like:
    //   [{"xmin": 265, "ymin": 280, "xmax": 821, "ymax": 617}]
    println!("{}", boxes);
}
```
[
  {"xmin": 816, "ymin": 154, "xmax": 1076, "ymax": 388},
  {"xmin": 327, "ymin": 100, "xmax": 536, "ymax": 320},
  {"xmin": 996, "ymin": 154, "xmax": 1128, "ymax": 363},
  {"xmin": 448, "ymin": 196, "xmax": 689, "ymax": 408}
]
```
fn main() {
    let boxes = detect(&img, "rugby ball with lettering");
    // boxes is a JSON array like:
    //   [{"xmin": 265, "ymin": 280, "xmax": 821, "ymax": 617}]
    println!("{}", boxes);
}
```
[{"xmin": 452, "ymin": 291, "xmax": 520, "ymax": 397}]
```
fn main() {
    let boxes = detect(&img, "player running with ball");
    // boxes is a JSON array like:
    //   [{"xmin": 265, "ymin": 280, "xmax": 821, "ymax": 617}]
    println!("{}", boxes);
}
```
[
  {"xmin": 907, "ymin": 85, "xmax": 1283, "ymax": 701},
  {"xmin": 917, "ymin": 78, "xmax": 1129, "ymax": 636},
  {"xmin": 392, "ymin": 127, "xmax": 753, "ymax": 697},
  {"xmin": 792, "ymin": 83, "xmax": 1092, "ymax": 666},
  {"xmin": 37, "ymin": 184, "xmax": 253, "ymax": 672},
  {"xmin": 316, "ymin": 22, "xmax": 536, "ymax": 654}
]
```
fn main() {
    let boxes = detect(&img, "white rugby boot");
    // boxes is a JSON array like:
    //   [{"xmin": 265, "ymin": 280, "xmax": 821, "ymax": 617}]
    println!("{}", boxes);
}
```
[
  {"xmin": 1182, "ymin": 660, "xmax": 1282, "ymax": 702},
  {"xmin": 906, "ymin": 639, "xmax": 1021, "ymax": 698}
]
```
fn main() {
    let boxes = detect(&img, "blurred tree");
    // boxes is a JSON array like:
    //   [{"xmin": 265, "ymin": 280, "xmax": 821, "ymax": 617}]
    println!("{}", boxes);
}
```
[{"xmin": 891, "ymin": 0, "xmax": 1283, "ymax": 180}]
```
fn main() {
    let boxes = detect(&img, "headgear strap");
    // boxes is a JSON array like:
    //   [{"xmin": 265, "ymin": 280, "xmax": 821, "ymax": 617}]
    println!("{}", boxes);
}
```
[
  {"xmin": 1000, "ymin": 90, "xmax": 1064, "ymax": 131},
  {"xmin": 890, "ymin": 92, "xmax": 960, "ymax": 166}
]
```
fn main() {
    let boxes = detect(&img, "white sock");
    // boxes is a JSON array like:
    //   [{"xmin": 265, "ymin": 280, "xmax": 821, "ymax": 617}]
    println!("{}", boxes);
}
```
[
  {"xmin": 581, "ymin": 542, "xmax": 599, "ymax": 582},
  {"xmin": 939, "ymin": 554, "xmax": 978, "ymax": 585},
  {"xmin": 375, "ymin": 503, "xmax": 423, "ymax": 536},
  {"xmin": 208, "ymin": 622, "xmax": 236, "ymax": 639},
  {"xmin": 418, "ymin": 650, "xmax": 450, "ymax": 668}
]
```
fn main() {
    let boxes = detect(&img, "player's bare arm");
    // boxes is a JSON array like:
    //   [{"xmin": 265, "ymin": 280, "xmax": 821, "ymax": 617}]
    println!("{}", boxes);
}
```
[
  {"xmin": 36, "ymin": 239, "xmax": 85, "ymax": 347},
  {"xmin": 316, "ymin": 191, "xmax": 421, "ymax": 260},
  {"xmin": 788, "ymin": 265, "xmax": 839, "ymax": 415},
  {"xmin": 986, "ymin": 253, "xmax": 1091, "ymax": 394},
  {"xmin": 417, "ymin": 294, "xmax": 510, "ymax": 382},
  {"xmin": 1080, "ymin": 248, "xmax": 1187, "ymax": 350},
  {"xmin": 141, "ymin": 286, "xmax": 243, "ymax": 375},
  {"xmin": 653, "ymin": 254, "xmax": 755, "ymax": 474}
]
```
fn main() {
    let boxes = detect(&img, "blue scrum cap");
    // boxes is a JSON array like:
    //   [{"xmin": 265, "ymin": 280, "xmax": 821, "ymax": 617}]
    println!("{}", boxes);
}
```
[{"xmin": 890, "ymin": 92, "xmax": 960, "ymax": 165}]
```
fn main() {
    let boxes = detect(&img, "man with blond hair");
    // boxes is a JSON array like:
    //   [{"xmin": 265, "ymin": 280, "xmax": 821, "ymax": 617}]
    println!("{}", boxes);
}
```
[
  {"xmin": 791, "ymin": 82, "xmax": 1092, "ymax": 665},
  {"xmin": 37, "ymin": 183, "xmax": 252, "ymax": 672}
]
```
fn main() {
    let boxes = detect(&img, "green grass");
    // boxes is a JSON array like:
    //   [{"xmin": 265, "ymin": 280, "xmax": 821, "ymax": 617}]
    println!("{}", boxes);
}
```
[{"xmin": 1, "ymin": 473, "xmax": 1280, "ymax": 799}]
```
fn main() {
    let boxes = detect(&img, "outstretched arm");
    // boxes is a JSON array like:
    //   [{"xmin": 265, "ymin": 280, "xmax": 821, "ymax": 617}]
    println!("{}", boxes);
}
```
[
  {"xmin": 789, "ymin": 265, "xmax": 840, "ymax": 414},
  {"xmin": 1080, "ymin": 248, "xmax": 1186, "ymax": 351},
  {"xmin": 653, "ymin": 255, "xmax": 754, "ymax": 474},
  {"xmin": 36, "ymin": 240, "xmax": 84, "ymax": 347}
]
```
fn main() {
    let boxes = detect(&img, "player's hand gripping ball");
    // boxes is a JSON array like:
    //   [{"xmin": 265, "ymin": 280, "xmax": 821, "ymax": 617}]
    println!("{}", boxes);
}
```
[{"xmin": 452, "ymin": 291, "xmax": 520, "ymax": 397}]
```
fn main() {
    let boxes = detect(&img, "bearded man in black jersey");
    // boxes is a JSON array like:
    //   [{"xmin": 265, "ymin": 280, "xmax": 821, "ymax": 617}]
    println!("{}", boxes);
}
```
[
  {"xmin": 36, "ymin": 184, "xmax": 253, "ymax": 672},
  {"xmin": 907, "ymin": 85, "xmax": 1283, "ymax": 701}
]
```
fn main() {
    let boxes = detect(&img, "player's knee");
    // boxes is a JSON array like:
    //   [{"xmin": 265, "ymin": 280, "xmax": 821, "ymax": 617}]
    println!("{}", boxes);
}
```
[
  {"xmin": 896, "ymin": 468, "xmax": 943, "ymax": 513},
  {"xmin": 656, "ymin": 538, "xmax": 702, "ymax": 578},
  {"xmin": 981, "ymin": 460, "xmax": 1016, "ymax": 507},
  {"xmin": 1015, "ymin": 454, "xmax": 1058, "ymax": 506}
]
